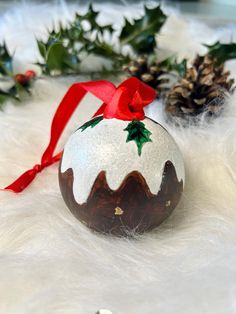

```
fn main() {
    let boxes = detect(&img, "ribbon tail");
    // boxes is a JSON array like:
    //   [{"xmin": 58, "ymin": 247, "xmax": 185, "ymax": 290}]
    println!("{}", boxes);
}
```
[
  {"xmin": 2, "ymin": 168, "xmax": 38, "ymax": 193},
  {"xmin": 2, "ymin": 152, "xmax": 63, "ymax": 193}
]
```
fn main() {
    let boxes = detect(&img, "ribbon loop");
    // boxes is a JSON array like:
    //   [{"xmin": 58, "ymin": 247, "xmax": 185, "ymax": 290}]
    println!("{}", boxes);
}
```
[{"xmin": 1, "ymin": 77, "xmax": 156, "ymax": 193}]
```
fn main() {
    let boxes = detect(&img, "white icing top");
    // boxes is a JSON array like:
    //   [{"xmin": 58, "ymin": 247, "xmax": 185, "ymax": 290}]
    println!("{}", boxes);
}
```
[{"xmin": 61, "ymin": 118, "xmax": 185, "ymax": 204}]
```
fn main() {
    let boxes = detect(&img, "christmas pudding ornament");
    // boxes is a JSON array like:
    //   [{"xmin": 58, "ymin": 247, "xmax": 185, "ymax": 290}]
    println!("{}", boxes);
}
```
[
  {"xmin": 59, "ymin": 118, "xmax": 184, "ymax": 236},
  {"xmin": 2, "ymin": 77, "xmax": 185, "ymax": 236}
]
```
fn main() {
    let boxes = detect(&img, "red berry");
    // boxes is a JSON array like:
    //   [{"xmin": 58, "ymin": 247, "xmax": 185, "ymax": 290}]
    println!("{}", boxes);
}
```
[
  {"xmin": 25, "ymin": 70, "xmax": 36, "ymax": 79},
  {"xmin": 14, "ymin": 74, "xmax": 29, "ymax": 86}
]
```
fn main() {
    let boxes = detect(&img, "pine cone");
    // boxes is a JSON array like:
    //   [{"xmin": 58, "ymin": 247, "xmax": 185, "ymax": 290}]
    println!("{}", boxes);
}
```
[
  {"xmin": 165, "ymin": 55, "xmax": 235, "ymax": 120},
  {"xmin": 123, "ymin": 56, "xmax": 170, "ymax": 96}
]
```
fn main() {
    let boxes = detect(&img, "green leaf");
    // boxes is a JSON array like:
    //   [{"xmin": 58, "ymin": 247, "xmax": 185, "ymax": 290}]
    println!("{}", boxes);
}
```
[
  {"xmin": 171, "ymin": 59, "xmax": 187, "ymax": 77},
  {"xmin": 83, "ymin": 3, "xmax": 99, "ymax": 24},
  {"xmin": 97, "ymin": 24, "xmax": 114, "ymax": 35},
  {"xmin": 0, "ymin": 42, "xmax": 13, "ymax": 76},
  {"xmin": 46, "ymin": 42, "xmax": 76, "ymax": 72},
  {"xmin": 37, "ymin": 40, "xmax": 47, "ymax": 58},
  {"xmin": 83, "ymin": 39, "xmax": 130, "ymax": 69},
  {"xmin": 124, "ymin": 120, "xmax": 152, "ymax": 156},
  {"xmin": 159, "ymin": 56, "xmax": 187, "ymax": 77},
  {"xmin": 120, "ymin": 5, "xmax": 167, "ymax": 54},
  {"xmin": 205, "ymin": 41, "xmax": 236, "ymax": 65},
  {"xmin": 0, "ymin": 89, "xmax": 13, "ymax": 104},
  {"xmin": 46, "ymin": 30, "xmax": 63, "ymax": 48},
  {"xmin": 79, "ymin": 116, "xmax": 103, "ymax": 132},
  {"xmin": 0, "ymin": 86, "xmax": 19, "ymax": 104}
]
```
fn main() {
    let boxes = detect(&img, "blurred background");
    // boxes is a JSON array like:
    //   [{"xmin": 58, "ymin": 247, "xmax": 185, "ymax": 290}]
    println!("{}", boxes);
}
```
[{"xmin": 0, "ymin": 0, "xmax": 236, "ymax": 24}]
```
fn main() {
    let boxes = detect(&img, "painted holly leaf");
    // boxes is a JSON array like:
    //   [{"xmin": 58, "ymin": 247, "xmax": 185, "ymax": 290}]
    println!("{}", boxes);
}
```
[
  {"xmin": 205, "ymin": 41, "xmax": 236, "ymax": 65},
  {"xmin": 120, "ymin": 5, "xmax": 167, "ymax": 54},
  {"xmin": 124, "ymin": 120, "xmax": 152, "ymax": 156},
  {"xmin": 79, "ymin": 116, "xmax": 104, "ymax": 132}
]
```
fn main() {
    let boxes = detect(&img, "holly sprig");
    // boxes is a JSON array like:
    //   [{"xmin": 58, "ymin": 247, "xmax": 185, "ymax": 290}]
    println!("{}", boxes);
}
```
[
  {"xmin": 0, "ymin": 43, "xmax": 36, "ymax": 106},
  {"xmin": 37, "ymin": 4, "xmax": 125, "ymax": 74},
  {"xmin": 0, "ymin": 4, "xmax": 170, "ymax": 106},
  {"xmin": 36, "ymin": 4, "xmax": 168, "ymax": 75}
]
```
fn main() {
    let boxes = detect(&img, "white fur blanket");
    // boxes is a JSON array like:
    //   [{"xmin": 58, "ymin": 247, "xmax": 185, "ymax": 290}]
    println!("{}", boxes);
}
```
[{"xmin": 1, "ymin": 2, "xmax": 236, "ymax": 314}]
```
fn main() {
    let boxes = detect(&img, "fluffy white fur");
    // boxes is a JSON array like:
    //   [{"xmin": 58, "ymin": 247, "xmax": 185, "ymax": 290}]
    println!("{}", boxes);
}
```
[{"xmin": 0, "ymin": 2, "xmax": 236, "ymax": 314}]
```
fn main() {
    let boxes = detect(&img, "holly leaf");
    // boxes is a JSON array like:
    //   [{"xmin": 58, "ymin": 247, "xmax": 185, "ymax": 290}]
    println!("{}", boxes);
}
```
[
  {"xmin": 79, "ymin": 116, "xmax": 103, "ymax": 132},
  {"xmin": 124, "ymin": 120, "xmax": 152, "ymax": 156},
  {"xmin": 83, "ymin": 39, "xmax": 130, "ymax": 68},
  {"xmin": 0, "ymin": 86, "xmax": 19, "ymax": 105},
  {"xmin": 171, "ymin": 59, "xmax": 187, "ymax": 77},
  {"xmin": 37, "ymin": 40, "xmax": 47, "ymax": 59},
  {"xmin": 96, "ymin": 24, "xmax": 114, "ymax": 35},
  {"xmin": 120, "ymin": 5, "xmax": 167, "ymax": 54},
  {"xmin": 159, "ymin": 56, "xmax": 187, "ymax": 77},
  {"xmin": 46, "ymin": 42, "xmax": 68, "ymax": 72},
  {"xmin": 0, "ymin": 89, "xmax": 13, "ymax": 104},
  {"xmin": 83, "ymin": 3, "xmax": 99, "ymax": 26},
  {"xmin": 205, "ymin": 41, "xmax": 236, "ymax": 65},
  {"xmin": 0, "ymin": 42, "xmax": 13, "ymax": 76},
  {"xmin": 80, "ymin": 4, "xmax": 113, "ymax": 35},
  {"xmin": 46, "ymin": 42, "xmax": 79, "ymax": 73},
  {"xmin": 46, "ymin": 30, "xmax": 63, "ymax": 48}
]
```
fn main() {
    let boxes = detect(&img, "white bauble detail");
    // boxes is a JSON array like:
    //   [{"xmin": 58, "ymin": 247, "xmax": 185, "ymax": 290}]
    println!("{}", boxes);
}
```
[{"xmin": 61, "ymin": 117, "xmax": 185, "ymax": 204}]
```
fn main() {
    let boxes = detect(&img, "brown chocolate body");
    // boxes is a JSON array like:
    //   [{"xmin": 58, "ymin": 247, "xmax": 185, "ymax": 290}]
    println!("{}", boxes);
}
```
[{"xmin": 59, "ymin": 160, "xmax": 183, "ymax": 236}]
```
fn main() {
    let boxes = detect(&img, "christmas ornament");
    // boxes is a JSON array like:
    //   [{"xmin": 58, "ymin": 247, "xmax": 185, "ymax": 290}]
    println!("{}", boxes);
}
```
[
  {"xmin": 166, "ymin": 55, "xmax": 234, "ymax": 119},
  {"xmin": 59, "ymin": 117, "xmax": 184, "ymax": 236},
  {"xmin": 2, "ymin": 77, "xmax": 184, "ymax": 236}
]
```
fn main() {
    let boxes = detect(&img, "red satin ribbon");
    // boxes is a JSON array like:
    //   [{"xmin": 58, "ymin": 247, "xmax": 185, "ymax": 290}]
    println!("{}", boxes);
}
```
[{"xmin": 1, "ymin": 77, "xmax": 156, "ymax": 193}]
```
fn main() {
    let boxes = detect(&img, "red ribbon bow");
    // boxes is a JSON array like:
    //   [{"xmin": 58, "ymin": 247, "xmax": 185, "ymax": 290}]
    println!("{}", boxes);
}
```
[{"xmin": 1, "ymin": 77, "xmax": 156, "ymax": 193}]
